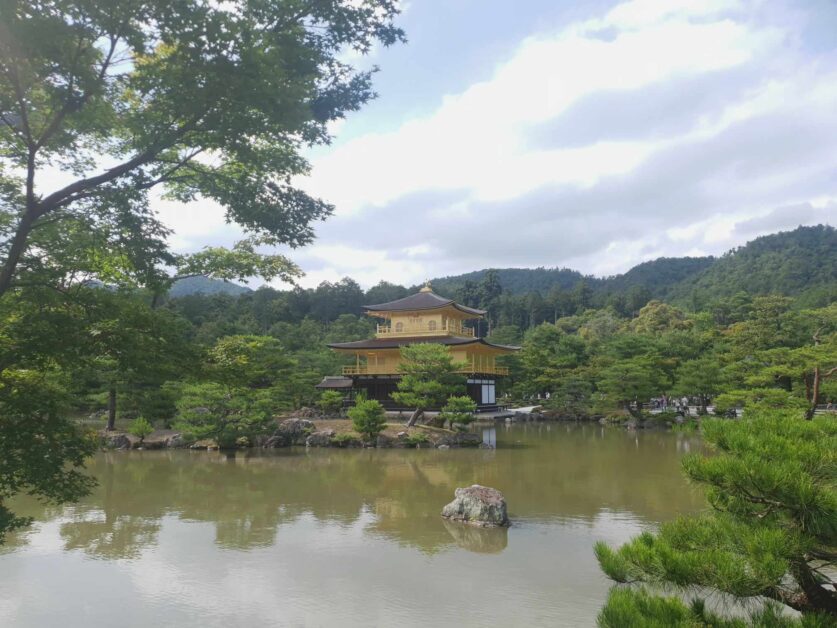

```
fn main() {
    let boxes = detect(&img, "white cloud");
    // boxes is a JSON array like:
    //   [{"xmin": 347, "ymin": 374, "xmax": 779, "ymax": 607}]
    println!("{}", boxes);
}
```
[
  {"xmin": 153, "ymin": 0, "xmax": 836, "ymax": 289},
  {"xmin": 302, "ymin": 0, "xmax": 771, "ymax": 219}
]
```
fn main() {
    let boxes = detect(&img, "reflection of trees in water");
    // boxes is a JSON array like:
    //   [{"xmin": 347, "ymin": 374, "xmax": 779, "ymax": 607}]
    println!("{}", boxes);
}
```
[
  {"xmin": 61, "ymin": 516, "xmax": 160, "ymax": 559},
  {"xmin": 4, "ymin": 426, "xmax": 704, "ymax": 558}
]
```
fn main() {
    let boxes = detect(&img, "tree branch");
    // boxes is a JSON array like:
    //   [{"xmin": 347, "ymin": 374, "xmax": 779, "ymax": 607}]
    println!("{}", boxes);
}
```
[{"xmin": 34, "ymin": 31, "xmax": 121, "ymax": 151}]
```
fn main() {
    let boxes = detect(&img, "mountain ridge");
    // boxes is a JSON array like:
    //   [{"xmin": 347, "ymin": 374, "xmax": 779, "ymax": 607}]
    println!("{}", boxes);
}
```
[{"xmin": 168, "ymin": 225, "xmax": 835, "ymax": 304}]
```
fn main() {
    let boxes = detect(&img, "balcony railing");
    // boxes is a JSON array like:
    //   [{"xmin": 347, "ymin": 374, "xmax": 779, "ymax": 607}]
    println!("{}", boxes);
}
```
[
  {"xmin": 376, "ymin": 322, "xmax": 474, "ymax": 338},
  {"xmin": 343, "ymin": 363, "xmax": 509, "ymax": 376}
]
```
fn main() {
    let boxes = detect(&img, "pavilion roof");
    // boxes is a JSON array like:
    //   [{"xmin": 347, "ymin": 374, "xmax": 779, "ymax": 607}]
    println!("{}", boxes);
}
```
[
  {"xmin": 315, "ymin": 376, "xmax": 354, "ymax": 389},
  {"xmin": 327, "ymin": 336, "xmax": 519, "ymax": 352},
  {"xmin": 362, "ymin": 289, "xmax": 486, "ymax": 317}
]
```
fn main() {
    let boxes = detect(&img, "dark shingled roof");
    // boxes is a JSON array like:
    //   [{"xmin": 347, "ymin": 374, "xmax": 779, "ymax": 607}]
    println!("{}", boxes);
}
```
[
  {"xmin": 315, "ymin": 376, "xmax": 354, "ymax": 389},
  {"xmin": 327, "ymin": 336, "xmax": 519, "ymax": 352},
  {"xmin": 363, "ymin": 290, "xmax": 486, "ymax": 317}
]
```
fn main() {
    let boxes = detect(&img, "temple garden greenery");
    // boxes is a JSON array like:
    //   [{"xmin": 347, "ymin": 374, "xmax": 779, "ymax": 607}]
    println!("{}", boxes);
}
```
[{"xmin": 0, "ymin": 0, "xmax": 835, "ymax": 623}]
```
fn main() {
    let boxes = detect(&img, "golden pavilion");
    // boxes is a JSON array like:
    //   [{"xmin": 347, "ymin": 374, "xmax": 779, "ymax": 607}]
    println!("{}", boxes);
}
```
[{"xmin": 320, "ymin": 284, "xmax": 519, "ymax": 411}]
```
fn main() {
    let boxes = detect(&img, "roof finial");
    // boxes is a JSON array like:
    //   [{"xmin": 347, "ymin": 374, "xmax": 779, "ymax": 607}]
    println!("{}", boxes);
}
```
[{"xmin": 420, "ymin": 280, "xmax": 432, "ymax": 293}]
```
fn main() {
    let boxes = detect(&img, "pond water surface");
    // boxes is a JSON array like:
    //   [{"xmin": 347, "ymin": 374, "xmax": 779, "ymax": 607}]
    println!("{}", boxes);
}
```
[{"xmin": 0, "ymin": 423, "xmax": 705, "ymax": 627}]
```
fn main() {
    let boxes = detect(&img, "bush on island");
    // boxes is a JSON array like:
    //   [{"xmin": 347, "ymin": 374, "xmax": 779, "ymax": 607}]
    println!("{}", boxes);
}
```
[
  {"xmin": 128, "ymin": 417, "xmax": 154, "ymax": 445},
  {"xmin": 348, "ymin": 399, "xmax": 387, "ymax": 442},
  {"xmin": 439, "ymin": 395, "xmax": 477, "ymax": 431},
  {"xmin": 317, "ymin": 390, "xmax": 344, "ymax": 416}
]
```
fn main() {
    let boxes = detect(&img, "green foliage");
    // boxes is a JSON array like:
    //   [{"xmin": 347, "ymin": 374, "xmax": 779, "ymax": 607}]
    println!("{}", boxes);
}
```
[
  {"xmin": 128, "ymin": 417, "xmax": 154, "ymax": 444},
  {"xmin": 599, "ymin": 588, "xmax": 723, "ymax": 628},
  {"xmin": 630, "ymin": 301, "xmax": 692, "ymax": 334},
  {"xmin": 439, "ymin": 396, "xmax": 477, "ymax": 430},
  {"xmin": 0, "ymin": 0, "xmax": 404, "ymax": 294},
  {"xmin": 667, "ymin": 225, "xmax": 837, "ymax": 303},
  {"xmin": 348, "ymin": 399, "xmax": 387, "ymax": 442},
  {"xmin": 0, "ymin": 0, "xmax": 406, "ymax": 543},
  {"xmin": 173, "ymin": 382, "xmax": 275, "ymax": 449},
  {"xmin": 331, "ymin": 432, "xmax": 361, "ymax": 447},
  {"xmin": 597, "ymin": 588, "xmax": 821, "ymax": 627},
  {"xmin": 0, "ymin": 368, "xmax": 96, "ymax": 543},
  {"xmin": 405, "ymin": 432, "xmax": 430, "ymax": 446},
  {"xmin": 391, "ymin": 344, "xmax": 466, "ymax": 412},
  {"xmin": 545, "ymin": 376, "xmax": 594, "ymax": 417},
  {"xmin": 596, "ymin": 411, "xmax": 837, "ymax": 620},
  {"xmin": 173, "ymin": 335, "xmax": 296, "ymax": 447},
  {"xmin": 205, "ymin": 335, "xmax": 294, "ymax": 389},
  {"xmin": 318, "ymin": 391, "xmax": 345, "ymax": 416},
  {"xmin": 597, "ymin": 358, "xmax": 669, "ymax": 416}
]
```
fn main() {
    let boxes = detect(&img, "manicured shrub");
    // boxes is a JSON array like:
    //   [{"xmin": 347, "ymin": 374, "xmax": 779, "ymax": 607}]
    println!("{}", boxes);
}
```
[
  {"xmin": 439, "ymin": 395, "xmax": 477, "ymax": 430},
  {"xmin": 317, "ymin": 390, "xmax": 344, "ymax": 416},
  {"xmin": 348, "ymin": 399, "xmax": 387, "ymax": 442},
  {"xmin": 128, "ymin": 416, "xmax": 154, "ymax": 445}
]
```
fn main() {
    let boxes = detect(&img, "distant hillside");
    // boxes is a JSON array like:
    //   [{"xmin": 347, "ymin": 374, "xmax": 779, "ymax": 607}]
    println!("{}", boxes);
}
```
[
  {"xmin": 430, "ymin": 267, "xmax": 585, "ymax": 296},
  {"xmin": 428, "ymin": 225, "xmax": 834, "ymax": 304},
  {"xmin": 169, "ymin": 276, "xmax": 252, "ymax": 298},
  {"xmin": 430, "ymin": 257, "xmax": 713, "ymax": 298},
  {"xmin": 600, "ymin": 256, "xmax": 715, "ymax": 299},
  {"xmin": 165, "ymin": 225, "xmax": 835, "ymax": 307},
  {"xmin": 666, "ymin": 225, "xmax": 836, "ymax": 304}
]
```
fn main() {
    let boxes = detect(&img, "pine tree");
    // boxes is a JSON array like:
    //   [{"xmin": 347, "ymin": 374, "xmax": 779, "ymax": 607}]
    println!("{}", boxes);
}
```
[{"xmin": 595, "ymin": 410, "xmax": 837, "ymax": 622}]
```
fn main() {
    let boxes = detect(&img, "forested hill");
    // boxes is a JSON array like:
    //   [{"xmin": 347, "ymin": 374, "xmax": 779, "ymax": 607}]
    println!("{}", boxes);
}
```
[
  {"xmin": 166, "ymin": 226, "xmax": 836, "ymax": 315},
  {"xmin": 431, "ymin": 256, "xmax": 715, "ymax": 299},
  {"xmin": 599, "ymin": 256, "xmax": 714, "ymax": 299},
  {"xmin": 430, "ymin": 267, "xmax": 586, "ymax": 296},
  {"xmin": 664, "ymin": 225, "xmax": 836, "ymax": 304},
  {"xmin": 428, "ymin": 225, "xmax": 834, "ymax": 304}
]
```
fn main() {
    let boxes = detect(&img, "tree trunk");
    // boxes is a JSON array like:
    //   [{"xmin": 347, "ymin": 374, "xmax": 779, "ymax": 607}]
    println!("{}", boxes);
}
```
[
  {"xmin": 792, "ymin": 560, "xmax": 837, "ymax": 614},
  {"xmin": 805, "ymin": 367, "xmax": 820, "ymax": 421},
  {"xmin": 107, "ymin": 386, "xmax": 117, "ymax": 431},
  {"xmin": 406, "ymin": 407, "xmax": 423, "ymax": 427},
  {"xmin": 0, "ymin": 210, "xmax": 37, "ymax": 297}
]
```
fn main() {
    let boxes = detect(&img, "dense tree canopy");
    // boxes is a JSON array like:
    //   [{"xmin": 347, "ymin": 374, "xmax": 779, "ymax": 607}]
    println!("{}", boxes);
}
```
[
  {"xmin": 0, "ymin": 0, "xmax": 404, "ymax": 542},
  {"xmin": 0, "ymin": 0, "xmax": 404, "ymax": 295}
]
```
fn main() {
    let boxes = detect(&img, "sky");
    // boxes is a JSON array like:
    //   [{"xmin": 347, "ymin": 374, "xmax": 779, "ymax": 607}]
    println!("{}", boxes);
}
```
[{"xmin": 159, "ymin": 0, "xmax": 837, "ymax": 289}]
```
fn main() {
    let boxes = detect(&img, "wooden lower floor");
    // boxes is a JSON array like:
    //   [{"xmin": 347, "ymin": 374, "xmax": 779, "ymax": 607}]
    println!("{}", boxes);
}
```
[{"xmin": 348, "ymin": 375, "xmax": 504, "ymax": 412}]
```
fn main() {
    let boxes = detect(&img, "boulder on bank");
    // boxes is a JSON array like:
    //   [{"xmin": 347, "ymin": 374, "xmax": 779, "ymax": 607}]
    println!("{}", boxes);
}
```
[
  {"xmin": 437, "ymin": 432, "xmax": 481, "ymax": 448},
  {"xmin": 166, "ymin": 433, "xmax": 191, "ymax": 448},
  {"xmin": 306, "ymin": 429, "xmax": 335, "ymax": 447},
  {"xmin": 265, "ymin": 418, "xmax": 316, "ymax": 447},
  {"xmin": 101, "ymin": 432, "xmax": 130, "ymax": 450},
  {"xmin": 441, "ymin": 485, "xmax": 510, "ymax": 527}
]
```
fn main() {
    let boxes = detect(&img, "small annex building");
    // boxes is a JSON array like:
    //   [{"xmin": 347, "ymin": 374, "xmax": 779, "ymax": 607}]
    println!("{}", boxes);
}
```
[{"xmin": 322, "ymin": 284, "xmax": 519, "ymax": 411}]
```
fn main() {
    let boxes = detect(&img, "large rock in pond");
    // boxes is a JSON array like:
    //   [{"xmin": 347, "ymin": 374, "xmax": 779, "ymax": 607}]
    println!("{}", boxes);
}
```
[
  {"xmin": 441, "ymin": 485, "xmax": 509, "ymax": 527},
  {"xmin": 265, "ymin": 418, "xmax": 315, "ymax": 447}
]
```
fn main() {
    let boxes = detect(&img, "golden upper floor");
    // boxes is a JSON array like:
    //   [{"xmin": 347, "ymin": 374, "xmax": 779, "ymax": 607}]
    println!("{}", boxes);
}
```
[{"xmin": 364, "ymin": 284, "xmax": 483, "ymax": 339}]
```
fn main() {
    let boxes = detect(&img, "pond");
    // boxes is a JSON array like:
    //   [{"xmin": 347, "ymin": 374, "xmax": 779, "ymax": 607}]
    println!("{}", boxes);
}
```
[{"xmin": 0, "ymin": 424, "xmax": 704, "ymax": 627}]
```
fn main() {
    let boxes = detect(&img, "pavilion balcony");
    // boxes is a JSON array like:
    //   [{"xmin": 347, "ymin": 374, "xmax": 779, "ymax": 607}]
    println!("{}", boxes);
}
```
[
  {"xmin": 342, "ymin": 363, "xmax": 509, "ymax": 376},
  {"xmin": 375, "ymin": 322, "xmax": 475, "ymax": 338}
]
